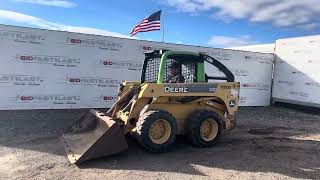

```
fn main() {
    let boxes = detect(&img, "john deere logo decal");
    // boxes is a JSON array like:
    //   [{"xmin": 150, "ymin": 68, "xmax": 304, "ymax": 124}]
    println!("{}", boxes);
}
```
[
  {"xmin": 164, "ymin": 84, "xmax": 218, "ymax": 93},
  {"xmin": 165, "ymin": 86, "xmax": 188, "ymax": 93}
]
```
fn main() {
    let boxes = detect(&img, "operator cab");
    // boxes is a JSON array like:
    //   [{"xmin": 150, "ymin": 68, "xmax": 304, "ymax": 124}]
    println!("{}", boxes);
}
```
[{"xmin": 141, "ymin": 50, "xmax": 234, "ymax": 84}]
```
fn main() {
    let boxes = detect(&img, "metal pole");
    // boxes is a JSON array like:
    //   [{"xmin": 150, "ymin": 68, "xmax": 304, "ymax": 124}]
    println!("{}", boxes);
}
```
[{"xmin": 161, "ymin": 9, "xmax": 165, "ymax": 42}]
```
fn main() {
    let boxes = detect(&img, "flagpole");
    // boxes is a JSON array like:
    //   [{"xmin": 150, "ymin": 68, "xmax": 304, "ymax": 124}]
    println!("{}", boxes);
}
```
[{"xmin": 161, "ymin": 9, "xmax": 165, "ymax": 42}]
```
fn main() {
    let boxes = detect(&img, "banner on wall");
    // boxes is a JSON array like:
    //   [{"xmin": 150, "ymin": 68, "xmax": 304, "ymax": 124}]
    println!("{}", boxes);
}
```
[
  {"xmin": 272, "ymin": 35, "xmax": 320, "ymax": 107},
  {"xmin": 0, "ymin": 24, "xmax": 274, "ymax": 109}
]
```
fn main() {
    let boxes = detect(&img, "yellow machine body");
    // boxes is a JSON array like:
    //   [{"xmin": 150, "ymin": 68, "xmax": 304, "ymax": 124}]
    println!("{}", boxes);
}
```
[{"xmin": 61, "ymin": 50, "xmax": 240, "ymax": 165}]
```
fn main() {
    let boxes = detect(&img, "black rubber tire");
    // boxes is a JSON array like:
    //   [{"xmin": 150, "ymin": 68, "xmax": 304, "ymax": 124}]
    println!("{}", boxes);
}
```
[
  {"xmin": 187, "ymin": 110, "xmax": 223, "ymax": 147},
  {"xmin": 136, "ymin": 110, "xmax": 177, "ymax": 153}
]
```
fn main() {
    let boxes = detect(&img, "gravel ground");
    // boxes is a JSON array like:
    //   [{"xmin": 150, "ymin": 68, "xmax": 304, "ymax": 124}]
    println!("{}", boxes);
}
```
[{"xmin": 0, "ymin": 106, "xmax": 319, "ymax": 180}]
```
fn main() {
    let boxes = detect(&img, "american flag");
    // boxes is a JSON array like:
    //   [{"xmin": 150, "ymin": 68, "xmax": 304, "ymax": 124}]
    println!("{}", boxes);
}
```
[{"xmin": 130, "ymin": 10, "xmax": 161, "ymax": 36}]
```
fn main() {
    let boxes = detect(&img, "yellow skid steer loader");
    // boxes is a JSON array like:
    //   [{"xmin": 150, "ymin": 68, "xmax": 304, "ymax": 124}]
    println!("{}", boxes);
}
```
[{"xmin": 61, "ymin": 50, "xmax": 240, "ymax": 165}]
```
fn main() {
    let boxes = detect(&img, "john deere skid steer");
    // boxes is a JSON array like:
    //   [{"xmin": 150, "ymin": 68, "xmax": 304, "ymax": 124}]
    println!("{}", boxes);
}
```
[{"xmin": 61, "ymin": 50, "xmax": 240, "ymax": 165}]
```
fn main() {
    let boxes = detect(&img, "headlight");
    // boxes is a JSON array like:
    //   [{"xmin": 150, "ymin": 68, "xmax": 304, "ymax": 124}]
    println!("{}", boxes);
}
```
[{"xmin": 229, "ymin": 100, "xmax": 236, "ymax": 107}]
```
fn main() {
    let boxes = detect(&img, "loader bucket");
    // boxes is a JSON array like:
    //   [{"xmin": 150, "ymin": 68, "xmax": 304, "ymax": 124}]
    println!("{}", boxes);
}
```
[{"xmin": 61, "ymin": 109, "xmax": 128, "ymax": 165}]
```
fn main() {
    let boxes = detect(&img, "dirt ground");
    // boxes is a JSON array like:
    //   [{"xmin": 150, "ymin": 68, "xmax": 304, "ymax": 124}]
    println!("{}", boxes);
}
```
[{"xmin": 0, "ymin": 105, "xmax": 319, "ymax": 180}]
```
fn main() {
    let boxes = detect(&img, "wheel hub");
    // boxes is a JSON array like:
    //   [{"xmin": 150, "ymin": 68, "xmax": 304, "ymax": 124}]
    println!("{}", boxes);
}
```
[
  {"xmin": 200, "ymin": 118, "xmax": 218, "ymax": 141},
  {"xmin": 149, "ymin": 119, "xmax": 171, "ymax": 144}
]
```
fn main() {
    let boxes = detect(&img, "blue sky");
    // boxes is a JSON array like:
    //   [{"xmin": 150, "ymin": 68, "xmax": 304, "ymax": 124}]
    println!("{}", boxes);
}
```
[{"xmin": 0, "ymin": 0, "xmax": 319, "ymax": 47}]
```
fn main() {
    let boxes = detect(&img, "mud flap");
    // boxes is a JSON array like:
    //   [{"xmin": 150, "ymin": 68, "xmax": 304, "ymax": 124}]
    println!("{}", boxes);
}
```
[{"xmin": 61, "ymin": 109, "xmax": 128, "ymax": 165}]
